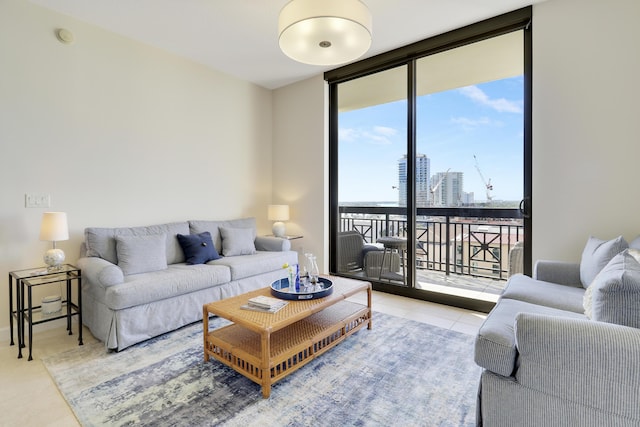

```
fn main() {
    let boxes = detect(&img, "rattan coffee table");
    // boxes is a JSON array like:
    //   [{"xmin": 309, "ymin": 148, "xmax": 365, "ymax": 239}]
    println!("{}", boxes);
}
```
[{"xmin": 203, "ymin": 276, "xmax": 371, "ymax": 398}]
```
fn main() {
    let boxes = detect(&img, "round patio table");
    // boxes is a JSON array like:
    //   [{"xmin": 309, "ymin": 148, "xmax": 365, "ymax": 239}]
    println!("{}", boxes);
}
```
[{"xmin": 376, "ymin": 236, "xmax": 408, "ymax": 286}]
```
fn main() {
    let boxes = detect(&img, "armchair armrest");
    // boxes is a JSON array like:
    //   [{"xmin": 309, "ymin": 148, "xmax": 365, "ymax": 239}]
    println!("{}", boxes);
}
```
[
  {"xmin": 514, "ymin": 313, "xmax": 640, "ymax": 420},
  {"xmin": 533, "ymin": 260, "xmax": 581, "ymax": 287},
  {"xmin": 77, "ymin": 256, "xmax": 124, "ymax": 287},
  {"xmin": 255, "ymin": 236, "xmax": 291, "ymax": 252}
]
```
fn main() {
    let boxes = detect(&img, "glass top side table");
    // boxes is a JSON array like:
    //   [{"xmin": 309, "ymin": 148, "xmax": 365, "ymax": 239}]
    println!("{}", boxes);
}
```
[{"xmin": 8, "ymin": 264, "xmax": 82, "ymax": 360}]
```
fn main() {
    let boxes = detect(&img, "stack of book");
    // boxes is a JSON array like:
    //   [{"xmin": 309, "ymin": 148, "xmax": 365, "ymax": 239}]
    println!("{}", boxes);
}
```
[{"xmin": 241, "ymin": 295, "xmax": 288, "ymax": 313}]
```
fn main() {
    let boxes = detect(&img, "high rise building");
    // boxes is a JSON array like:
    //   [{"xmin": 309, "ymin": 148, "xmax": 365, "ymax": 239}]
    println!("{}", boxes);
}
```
[
  {"xmin": 397, "ymin": 154, "xmax": 430, "ymax": 207},
  {"xmin": 462, "ymin": 191, "xmax": 475, "ymax": 205},
  {"xmin": 431, "ymin": 171, "xmax": 464, "ymax": 206}
]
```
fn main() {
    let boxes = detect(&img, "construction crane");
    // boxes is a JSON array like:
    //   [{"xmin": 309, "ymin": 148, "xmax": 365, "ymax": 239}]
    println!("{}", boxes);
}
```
[
  {"xmin": 429, "ymin": 168, "xmax": 450, "ymax": 206},
  {"xmin": 473, "ymin": 155, "xmax": 493, "ymax": 202}
]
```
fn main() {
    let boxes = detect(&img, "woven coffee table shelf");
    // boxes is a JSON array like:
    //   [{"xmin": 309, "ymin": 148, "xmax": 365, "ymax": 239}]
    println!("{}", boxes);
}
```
[{"xmin": 203, "ymin": 276, "xmax": 372, "ymax": 398}]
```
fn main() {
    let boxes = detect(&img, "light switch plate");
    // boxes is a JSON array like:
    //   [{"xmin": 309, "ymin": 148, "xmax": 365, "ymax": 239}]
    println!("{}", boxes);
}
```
[{"xmin": 25, "ymin": 193, "xmax": 51, "ymax": 208}]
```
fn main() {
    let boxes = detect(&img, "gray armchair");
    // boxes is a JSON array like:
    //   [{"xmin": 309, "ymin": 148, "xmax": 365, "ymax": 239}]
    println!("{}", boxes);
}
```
[{"xmin": 476, "ymin": 256, "xmax": 640, "ymax": 426}]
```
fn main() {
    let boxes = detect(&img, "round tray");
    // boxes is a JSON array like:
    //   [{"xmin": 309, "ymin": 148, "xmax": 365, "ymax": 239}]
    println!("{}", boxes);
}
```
[{"xmin": 271, "ymin": 277, "xmax": 333, "ymax": 300}]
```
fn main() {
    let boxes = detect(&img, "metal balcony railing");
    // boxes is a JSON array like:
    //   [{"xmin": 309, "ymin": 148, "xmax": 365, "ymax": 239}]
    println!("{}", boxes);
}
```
[{"xmin": 339, "ymin": 206, "xmax": 524, "ymax": 281}]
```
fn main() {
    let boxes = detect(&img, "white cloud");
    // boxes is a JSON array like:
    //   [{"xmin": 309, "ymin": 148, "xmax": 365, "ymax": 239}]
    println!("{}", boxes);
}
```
[
  {"xmin": 338, "ymin": 125, "xmax": 400, "ymax": 145},
  {"xmin": 450, "ymin": 116, "xmax": 504, "ymax": 131},
  {"xmin": 338, "ymin": 128, "xmax": 358, "ymax": 142},
  {"xmin": 458, "ymin": 85, "xmax": 522, "ymax": 113},
  {"xmin": 373, "ymin": 126, "xmax": 398, "ymax": 137},
  {"xmin": 363, "ymin": 131, "xmax": 392, "ymax": 145},
  {"xmin": 450, "ymin": 117, "xmax": 492, "ymax": 127}
]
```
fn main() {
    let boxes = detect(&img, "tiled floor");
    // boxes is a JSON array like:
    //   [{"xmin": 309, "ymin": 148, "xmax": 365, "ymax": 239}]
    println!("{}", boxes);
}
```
[{"xmin": 0, "ymin": 290, "xmax": 486, "ymax": 427}]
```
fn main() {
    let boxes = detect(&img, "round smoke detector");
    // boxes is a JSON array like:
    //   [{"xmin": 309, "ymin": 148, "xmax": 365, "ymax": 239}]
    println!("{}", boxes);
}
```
[{"xmin": 56, "ymin": 28, "xmax": 75, "ymax": 44}]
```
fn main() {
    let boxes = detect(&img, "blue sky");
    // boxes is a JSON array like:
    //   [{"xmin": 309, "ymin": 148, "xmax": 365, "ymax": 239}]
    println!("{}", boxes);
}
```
[{"xmin": 338, "ymin": 76, "xmax": 524, "ymax": 203}]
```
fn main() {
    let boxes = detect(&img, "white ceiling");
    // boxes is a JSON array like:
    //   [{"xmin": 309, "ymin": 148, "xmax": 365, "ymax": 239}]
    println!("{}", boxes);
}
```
[{"xmin": 28, "ymin": 0, "xmax": 546, "ymax": 90}]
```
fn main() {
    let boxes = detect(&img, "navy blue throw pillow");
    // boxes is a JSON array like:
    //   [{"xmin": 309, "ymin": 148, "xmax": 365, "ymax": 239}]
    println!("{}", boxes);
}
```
[{"xmin": 177, "ymin": 232, "xmax": 221, "ymax": 264}]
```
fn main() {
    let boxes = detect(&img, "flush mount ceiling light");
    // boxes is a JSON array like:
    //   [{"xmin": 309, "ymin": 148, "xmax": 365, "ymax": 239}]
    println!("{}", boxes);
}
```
[{"xmin": 278, "ymin": 0, "xmax": 372, "ymax": 66}]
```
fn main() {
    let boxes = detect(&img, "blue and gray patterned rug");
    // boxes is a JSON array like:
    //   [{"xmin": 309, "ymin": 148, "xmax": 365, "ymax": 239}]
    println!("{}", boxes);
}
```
[{"xmin": 43, "ymin": 312, "xmax": 481, "ymax": 426}]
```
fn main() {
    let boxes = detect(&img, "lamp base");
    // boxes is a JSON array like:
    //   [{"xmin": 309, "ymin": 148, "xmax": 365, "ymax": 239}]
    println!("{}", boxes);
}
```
[
  {"xmin": 44, "ymin": 248, "xmax": 65, "ymax": 271},
  {"xmin": 272, "ymin": 222, "xmax": 286, "ymax": 238}
]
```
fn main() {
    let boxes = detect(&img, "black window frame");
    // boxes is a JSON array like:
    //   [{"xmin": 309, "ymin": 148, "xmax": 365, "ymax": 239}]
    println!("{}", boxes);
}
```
[{"xmin": 325, "ymin": 7, "xmax": 532, "ymax": 313}]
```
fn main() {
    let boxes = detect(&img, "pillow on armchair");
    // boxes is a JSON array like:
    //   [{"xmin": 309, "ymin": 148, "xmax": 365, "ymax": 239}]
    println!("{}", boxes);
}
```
[
  {"xmin": 584, "ymin": 249, "xmax": 640, "ymax": 328},
  {"xmin": 579, "ymin": 235, "xmax": 627, "ymax": 288}
]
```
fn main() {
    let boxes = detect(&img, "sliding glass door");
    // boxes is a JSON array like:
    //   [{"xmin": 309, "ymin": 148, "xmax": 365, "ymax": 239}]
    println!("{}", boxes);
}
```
[
  {"xmin": 413, "ymin": 31, "xmax": 525, "ymax": 303},
  {"xmin": 328, "ymin": 8, "xmax": 532, "ymax": 312}
]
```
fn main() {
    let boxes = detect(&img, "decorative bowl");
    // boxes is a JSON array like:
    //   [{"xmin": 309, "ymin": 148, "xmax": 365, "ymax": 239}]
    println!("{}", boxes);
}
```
[{"xmin": 271, "ymin": 277, "xmax": 333, "ymax": 300}]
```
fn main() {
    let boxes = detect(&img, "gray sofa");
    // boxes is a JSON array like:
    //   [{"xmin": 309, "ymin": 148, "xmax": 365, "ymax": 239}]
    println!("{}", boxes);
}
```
[
  {"xmin": 475, "ymin": 236, "xmax": 640, "ymax": 426},
  {"xmin": 78, "ymin": 218, "xmax": 297, "ymax": 351}
]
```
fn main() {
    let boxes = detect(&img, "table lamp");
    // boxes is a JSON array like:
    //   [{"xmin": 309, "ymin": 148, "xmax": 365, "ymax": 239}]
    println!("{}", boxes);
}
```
[
  {"xmin": 268, "ymin": 205, "xmax": 289, "ymax": 238},
  {"xmin": 39, "ymin": 212, "xmax": 69, "ymax": 271}
]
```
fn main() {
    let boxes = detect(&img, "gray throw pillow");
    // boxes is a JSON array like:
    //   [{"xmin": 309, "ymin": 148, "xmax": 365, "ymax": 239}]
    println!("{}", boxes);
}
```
[
  {"xmin": 116, "ymin": 234, "xmax": 168, "ymax": 275},
  {"xmin": 579, "ymin": 235, "xmax": 628, "ymax": 288},
  {"xmin": 587, "ymin": 249, "xmax": 640, "ymax": 328},
  {"xmin": 219, "ymin": 227, "xmax": 256, "ymax": 256}
]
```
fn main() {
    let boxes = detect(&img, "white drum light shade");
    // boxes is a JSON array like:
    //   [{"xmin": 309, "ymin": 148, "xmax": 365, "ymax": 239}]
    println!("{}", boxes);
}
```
[
  {"xmin": 39, "ymin": 212, "xmax": 69, "ymax": 270},
  {"xmin": 278, "ymin": 0, "xmax": 372, "ymax": 66}
]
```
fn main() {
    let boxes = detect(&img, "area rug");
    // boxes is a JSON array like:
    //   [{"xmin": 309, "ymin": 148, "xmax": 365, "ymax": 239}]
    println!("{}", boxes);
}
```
[{"xmin": 43, "ymin": 312, "xmax": 481, "ymax": 427}]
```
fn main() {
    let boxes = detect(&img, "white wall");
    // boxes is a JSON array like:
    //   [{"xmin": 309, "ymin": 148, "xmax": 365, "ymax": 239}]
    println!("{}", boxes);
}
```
[
  {"xmin": 0, "ymin": 0, "xmax": 273, "ymax": 328},
  {"xmin": 272, "ymin": 76, "xmax": 328, "ymax": 271},
  {"xmin": 531, "ymin": 0, "xmax": 640, "ymax": 262}
]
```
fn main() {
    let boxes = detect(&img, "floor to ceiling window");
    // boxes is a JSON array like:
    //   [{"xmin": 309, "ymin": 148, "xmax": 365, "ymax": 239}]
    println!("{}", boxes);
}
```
[
  {"xmin": 334, "ymin": 65, "xmax": 408, "ymax": 284},
  {"xmin": 327, "ymin": 8, "xmax": 532, "ymax": 312}
]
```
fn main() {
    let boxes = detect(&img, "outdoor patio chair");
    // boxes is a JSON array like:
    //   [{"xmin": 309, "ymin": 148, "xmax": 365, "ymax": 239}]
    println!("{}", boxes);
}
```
[
  {"xmin": 508, "ymin": 241, "xmax": 523, "ymax": 277},
  {"xmin": 337, "ymin": 231, "xmax": 400, "ymax": 278}
]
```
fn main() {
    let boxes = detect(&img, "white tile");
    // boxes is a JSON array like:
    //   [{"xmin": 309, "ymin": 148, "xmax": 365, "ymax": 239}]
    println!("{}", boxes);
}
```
[
  {"xmin": 451, "ymin": 321, "xmax": 482, "ymax": 336},
  {"xmin": 457, "ymin": 311, "xmax": 487, "ymax": 327}
]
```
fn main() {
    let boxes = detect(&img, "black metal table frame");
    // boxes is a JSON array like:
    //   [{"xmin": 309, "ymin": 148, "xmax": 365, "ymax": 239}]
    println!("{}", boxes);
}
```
[{"xmin": 8, "ymin": 265, "xmax": 83, "ymax": 361}]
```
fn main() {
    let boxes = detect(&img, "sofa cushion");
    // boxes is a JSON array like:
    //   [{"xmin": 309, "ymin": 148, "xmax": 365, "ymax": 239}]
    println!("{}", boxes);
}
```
[
  {"xmin": 587, "ymin": 250, "xmax": 640, "ymax": 328},
  {"xmin": 475, "ymin": 298, "xmax": 586, "ymax": 377},
  {"xmin": 580, "ymin": 235, "xmax": 627, "ymax": 288},
  {"xmin": 103, "ymin": 264, "xmax": 232, "ymax": 310},
  {"xmin": 501, "ymin": 274, "xmax": 585, "ymax": 313},
  {"xmin": 115, "ymin": 234, "xmax": 168, "ymax": 275},
  {"xmin": 177, "ymin": 232, "xmax": 221, "ymax": 264},
  {"xmin": 210, "ymin": 250, "xmax": 298, "ymax": 281},
  {"xmin": 189, "ymin": 218, "xmax": 257, "ymax": 255},
  {"xmin": 220, "ymin": 227, "xmax": 256, "ymax": 256},
  {"xmin": 85, "ymin": 222, "xmax": 189, "ymax": 265}
]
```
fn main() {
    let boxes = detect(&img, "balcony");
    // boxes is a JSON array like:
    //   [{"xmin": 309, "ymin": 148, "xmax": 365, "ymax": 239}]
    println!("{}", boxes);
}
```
[{"xmin": 337, "ymin": 206, "xmax": 524, "ymax": 303}]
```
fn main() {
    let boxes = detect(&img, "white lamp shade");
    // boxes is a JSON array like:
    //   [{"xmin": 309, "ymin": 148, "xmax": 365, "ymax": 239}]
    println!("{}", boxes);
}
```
[
  {"xmin": 39, "ymin": 212, "xmax": 69, "ymax": 242},
  {"xmin": 268, "ymin": 205, "xmax": 290, "ymax": 221},
  {"xmin": 278, "ymin": 0, "xmax": 372, "ymax": 66}
]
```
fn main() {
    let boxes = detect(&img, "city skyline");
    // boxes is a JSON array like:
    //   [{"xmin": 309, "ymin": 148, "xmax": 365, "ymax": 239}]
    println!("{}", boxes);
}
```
[
  {"xmin": 396, "ymin": 154, "xmax": 472, "ymax": 207},
  {"xmin": 338, "ymin": 76, "xmax": 524, "ymax": 204}
]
